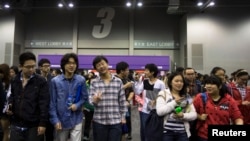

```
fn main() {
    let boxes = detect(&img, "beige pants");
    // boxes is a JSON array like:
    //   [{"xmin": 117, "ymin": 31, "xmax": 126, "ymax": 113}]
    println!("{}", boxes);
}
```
[{"xmin": 55, "ymin": 122, "xmax": 82, "ymax": 141}]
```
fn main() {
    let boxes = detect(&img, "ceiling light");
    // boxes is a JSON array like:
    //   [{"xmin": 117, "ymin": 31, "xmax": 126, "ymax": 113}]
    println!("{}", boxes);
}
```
[
  {"xmin": 126, "ymin": 2, "xmax": 132, "ymax": 7},
  {"xmin": 137, "ymin": 2, "xmax": 143, "ymax": 7},
  {"xmin": 197, "ymin": 2, "xmax": 203, "ymax": 7},
  {"xmin": 68, "ymin": 2, "xmax": 74, "ymax": 8},
  {"xmin": 208, "ymin": 1, "xmax": 215, "ymax": 7},
  {"xmin": 4, "ymin": 4, "xmax": 10, "ymax": 9},
  {"xmin": 58, "ymin": 3, "xmax": 63, "ymax": 8}
]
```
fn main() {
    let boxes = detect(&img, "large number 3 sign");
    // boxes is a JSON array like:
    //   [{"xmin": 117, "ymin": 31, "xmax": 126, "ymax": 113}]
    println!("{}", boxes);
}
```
[{"xmin": 92, "ymin": 7, "xmax": 115, "ymax": 39}]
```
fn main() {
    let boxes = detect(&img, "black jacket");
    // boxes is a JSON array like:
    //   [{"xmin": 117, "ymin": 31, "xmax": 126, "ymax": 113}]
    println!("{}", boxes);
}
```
[{"xmin": 9, "ymin": 72, "xmax": 50, "ymax": 128}]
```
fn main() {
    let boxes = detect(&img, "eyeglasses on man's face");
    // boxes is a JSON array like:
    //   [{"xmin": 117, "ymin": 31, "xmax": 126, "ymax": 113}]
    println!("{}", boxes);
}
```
[
  {"xmin": 42, "ymin": 64, "xmax": 51, "ymax": 68},
  {"xmin": 23, "ymin": 65, "xmax": 36, "ymax": 69}
]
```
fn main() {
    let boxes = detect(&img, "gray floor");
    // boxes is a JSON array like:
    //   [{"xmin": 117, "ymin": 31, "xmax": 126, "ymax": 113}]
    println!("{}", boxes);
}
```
[{"xmin": 82, "ymin": 105, "xmax": 141, "ymax": 141}]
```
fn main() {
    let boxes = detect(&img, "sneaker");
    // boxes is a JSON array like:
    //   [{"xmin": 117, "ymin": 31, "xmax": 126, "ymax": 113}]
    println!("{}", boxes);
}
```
[
  {"xmin": 126, "ymin": 135, "xmax": 132, "ymax": 140},
  {"xmin": 83, "ymin": 136, "xmax": 89, "ymax": 141}
]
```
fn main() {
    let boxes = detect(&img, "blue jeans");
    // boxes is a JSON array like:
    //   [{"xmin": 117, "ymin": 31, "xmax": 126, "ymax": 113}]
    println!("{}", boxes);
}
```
[
  {"xmin": 163, "ymin": 130, "xmax": 188, "ymax": 141},
  {"xmin": 139, "ymin": 111, "xmax": 149, "ymax": 141},
  {"xmin": 125, "ymin": 107, "xmax": 132, "ymax": 135},
  {"xmin": 93, "ymin": 122, "xmax": 122, "ymax": 141}
]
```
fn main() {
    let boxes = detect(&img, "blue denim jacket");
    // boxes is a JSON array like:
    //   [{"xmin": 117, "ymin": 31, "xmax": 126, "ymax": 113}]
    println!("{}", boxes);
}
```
[{"xmin": 49, "ymin": 74, "xmax": 88, "ymax": 129}]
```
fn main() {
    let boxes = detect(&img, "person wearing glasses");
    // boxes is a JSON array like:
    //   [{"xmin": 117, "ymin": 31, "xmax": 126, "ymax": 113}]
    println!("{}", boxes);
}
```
[
  {"xmin": 38, "ymin": 58, "xmax": 53, "ymax": 82},
  {"xmin": 6, "ymin": 51, "xmax": 50, "ymax": 141},
  {"xmin": 183, "ymin": 68, "xmax": 202, "ymax": 98},
  {"xmin": 38, "ymin": 58, "xmax": 54, "ymax": 141},
  {"xmin": 228, "ymin": 69, "xmax": 250, "ymax": 124}
]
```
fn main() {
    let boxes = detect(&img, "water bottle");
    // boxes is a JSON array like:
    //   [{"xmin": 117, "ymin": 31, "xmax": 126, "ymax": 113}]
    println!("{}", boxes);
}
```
[
  {"xmin": 66, "ymin": 95, "xmax": 73, "ymax": 116},
  {"xmin": 67, "ymin": 95, "xmax": 73, "ymax": 107},
  {"xmin": 175, "ymin": 106, "xmax": 182, "ymax": 113}
]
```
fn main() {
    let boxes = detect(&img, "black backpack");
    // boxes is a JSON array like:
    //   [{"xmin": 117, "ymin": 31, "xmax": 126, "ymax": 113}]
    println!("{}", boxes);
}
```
[{"xmin": 145, "ymin": 91, "xmax": 166, "ymax": 141}]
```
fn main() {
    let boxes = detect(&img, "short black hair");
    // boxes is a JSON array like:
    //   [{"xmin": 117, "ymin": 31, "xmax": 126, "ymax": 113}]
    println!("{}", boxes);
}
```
[
  {"xmin": 204, "ymin": 75, "xmax": 226, "ymax": 97},
  {"xmin": 38, "ymin": 58, "xmax": 51, "ymax": 67},
  {"xmin": 145, "ymin": 63, "xmax": 159, "ymax": 78},
  {"xmin": 116, "ymin": 61, "xmax": 129, "ymax": 74},
  {"xmin": 176, "ymin": 67, "xmax": 184, "ymax": 74},
  {"xmin": 19, "ymin": 51, "xmax": 36, "ymax": 66},
  {"xmin": 92, "ymin": 55, "xmax": 108, "ymax": 69}
]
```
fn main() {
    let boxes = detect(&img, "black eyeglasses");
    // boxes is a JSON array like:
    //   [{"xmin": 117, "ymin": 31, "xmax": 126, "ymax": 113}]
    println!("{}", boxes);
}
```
[{"xmin": 42, "ymin": 64, "xmax": 51, "ymax": 68}]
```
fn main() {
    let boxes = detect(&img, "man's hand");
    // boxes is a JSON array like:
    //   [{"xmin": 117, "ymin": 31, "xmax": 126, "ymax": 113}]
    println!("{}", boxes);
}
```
[
  {"xmin": 121, "ymin": 118, "xmax": 126, "ymax": 124},
  {"xmin": 54, "ymin": 122, "xmax": 62, "ymax": 131},
  {"xmin": 93, "ymin": 91, "xmax": 102, "ymax": 104},
  {"xmin": 37, "ymin": 126, "xmax": 46, "ymax": 135},
  {"xmin": 69, "ymin": 104, "xmax": 77, "ymax": 111}
]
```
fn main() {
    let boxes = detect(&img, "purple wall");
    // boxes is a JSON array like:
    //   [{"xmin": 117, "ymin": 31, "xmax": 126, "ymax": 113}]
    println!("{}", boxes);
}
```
[{"xmin": 38, "ymin": 55, "xmax": 170, "ymax": 70}]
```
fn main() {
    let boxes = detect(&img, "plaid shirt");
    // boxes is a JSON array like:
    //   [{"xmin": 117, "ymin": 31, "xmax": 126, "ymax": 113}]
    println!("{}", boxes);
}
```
[
  {"xmin": 89, "ymin": 74, "xmax": 126, "ymax": 125},
  {"xmin": 236, "ymin": 84, "xmax": 246, "ymax": 100}
]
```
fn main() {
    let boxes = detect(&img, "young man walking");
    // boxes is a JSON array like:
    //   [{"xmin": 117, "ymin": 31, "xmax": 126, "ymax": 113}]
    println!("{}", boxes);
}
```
[
  {"xmin": 49, "ymin": 53, "xmax": 88, "ymax": 141},
  {"xmin": 90, "ymin": 55, "xmax": 127, "ymax": 141},
  {"xmin": 7, "ymin": 51, "xmax": 50, "ymax": 141}
]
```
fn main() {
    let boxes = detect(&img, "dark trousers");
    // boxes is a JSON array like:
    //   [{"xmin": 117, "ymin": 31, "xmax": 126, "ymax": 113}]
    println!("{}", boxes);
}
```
[
  {"xmin": 83, "ymin": 109, "xmax": 94, "ymax": 138},
  {"xmin": 125, "ymin": 107, "xmax": 132, "ymax": 135},
  {"xmin": 92, "ymin": 122, "xmax": 122, "ymax": 141},
  {"xmin": 10, "ymin": 125, "xmax": 44, "ymax": 141},
  {"xmin": 45, "ymin": 122, "xmax": 54, "ymax": 141}
]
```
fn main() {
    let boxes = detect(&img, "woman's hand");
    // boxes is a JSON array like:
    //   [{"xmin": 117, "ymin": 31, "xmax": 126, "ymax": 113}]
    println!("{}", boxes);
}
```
[
  {"xmin": 198, "ymin": 113, "xmax": 208, "ymax": 121},
  {"xmin": 173, "ymin": 112, "xmax": 184, "ymax": 119}
]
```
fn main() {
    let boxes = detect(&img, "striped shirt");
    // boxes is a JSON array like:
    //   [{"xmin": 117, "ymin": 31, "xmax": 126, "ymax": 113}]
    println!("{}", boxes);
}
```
[
  {"xmin": 164, "ymin": 113, "xmax": 185, "ymax": 132},
  {"xmin": 89, "ymin": 74, "xmax": 127, "ymax": 125}
]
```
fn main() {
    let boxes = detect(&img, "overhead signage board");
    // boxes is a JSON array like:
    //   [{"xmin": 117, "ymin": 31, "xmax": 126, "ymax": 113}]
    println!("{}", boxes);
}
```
[
  {"xmin": 25, "ymin": 40, "xmax": 72, "ymax": 48},
  {"xmin": 134, "ymin": 40, "xmax": 179, "ymax": 49}
]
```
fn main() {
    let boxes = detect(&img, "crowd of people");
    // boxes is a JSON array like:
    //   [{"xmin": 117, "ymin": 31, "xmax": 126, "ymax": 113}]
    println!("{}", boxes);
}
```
[{"xmin": 0, "ymin": 51, "xmax": 249, "ymax": 141}]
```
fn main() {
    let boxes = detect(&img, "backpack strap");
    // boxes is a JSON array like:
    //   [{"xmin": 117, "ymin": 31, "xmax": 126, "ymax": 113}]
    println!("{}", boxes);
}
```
[
  {"xmin": 201, "ymin": 92, "xmax": 207, "ymax": 113},
  {"xmin": 156, "ymin": 89, "xmax": 167, "ymax": 101},
  {"xmin": 155, "ymin": 89, "xmax": 169, "ymax": 125}
]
